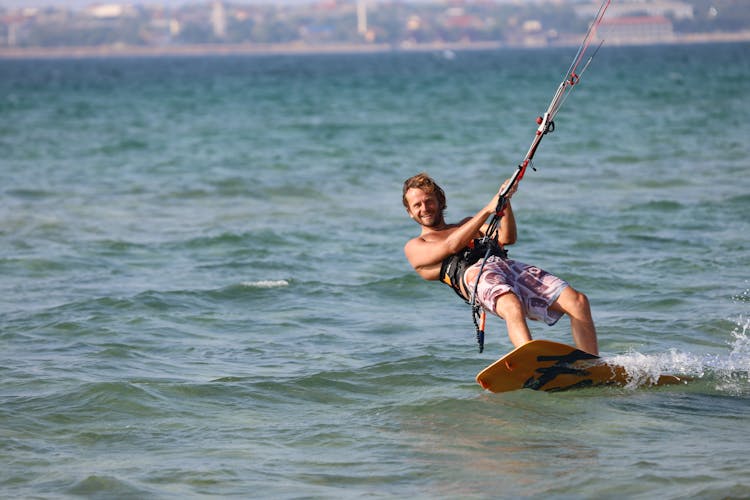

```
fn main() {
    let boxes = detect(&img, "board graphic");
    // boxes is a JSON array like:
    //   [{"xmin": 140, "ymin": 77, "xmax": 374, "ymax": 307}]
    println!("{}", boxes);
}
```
[{"xmin": 476, "ymin": 340, "xmax": 686, "ymax": 393}]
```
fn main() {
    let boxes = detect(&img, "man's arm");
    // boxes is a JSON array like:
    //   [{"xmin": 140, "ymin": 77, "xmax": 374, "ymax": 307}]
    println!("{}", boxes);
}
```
[
  {"xmin": 496, "ymin": 201, "xmax": 517, "ymax": 246},
  {"xmin": 405, "ymin": 191, "xmax": 501, "ymax": 280},
  {"xmin": 480, "ymin": 178, "xmax": 518, "ymax": 246}
]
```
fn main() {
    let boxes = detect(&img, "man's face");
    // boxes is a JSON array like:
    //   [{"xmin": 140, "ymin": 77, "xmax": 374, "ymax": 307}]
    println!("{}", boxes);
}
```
[{"xmin": 404, "ymin": 187, "xmax": 443, "ymax": 228}]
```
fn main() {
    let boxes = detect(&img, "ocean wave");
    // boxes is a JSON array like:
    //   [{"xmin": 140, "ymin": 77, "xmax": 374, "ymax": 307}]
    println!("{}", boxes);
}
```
[{"xmin": 67, "ymin": 475, "xmax": 154, "ymax": 497}]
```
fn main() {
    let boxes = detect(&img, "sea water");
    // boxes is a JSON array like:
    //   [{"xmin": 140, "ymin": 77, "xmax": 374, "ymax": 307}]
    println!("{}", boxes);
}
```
[{"xmin": 1, "ymin": 43, "xmax": 749, "ymax": 498}]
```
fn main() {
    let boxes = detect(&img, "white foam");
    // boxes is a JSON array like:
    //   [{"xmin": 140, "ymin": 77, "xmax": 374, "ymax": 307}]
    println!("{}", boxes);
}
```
[
  {"xmin": 609, "ymin": 349, "xmax": 705, "ymax": 389},
  {"xmin": 240, "ymin": 280, "xmax": 289, "ymax": 289},
  {"xmin": 608, "ymin": 317, "xmax": 750, "ymax": 393},
  {"xmin": 728, "ymin": 315, "xmax": 750, "ymax": 359},
  {"xmin": 714, "ymin": 316, "xmax": 750, "ymax": 395}
]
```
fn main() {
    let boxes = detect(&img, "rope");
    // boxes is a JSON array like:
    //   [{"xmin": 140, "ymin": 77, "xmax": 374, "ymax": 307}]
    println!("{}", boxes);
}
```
[{"xmin": 464, "ymin": 0, "xmax": 610, "ymax": 353}]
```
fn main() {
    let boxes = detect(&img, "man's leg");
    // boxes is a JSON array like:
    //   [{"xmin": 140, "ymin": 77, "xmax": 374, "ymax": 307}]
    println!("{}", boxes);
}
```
[
  {"xmin": 494, "ymin": 292, "xmax": 533, "ymax": 348},
  {"xmin": 550, "ymin": 287, "xmax": 598, "ymax": 355}
]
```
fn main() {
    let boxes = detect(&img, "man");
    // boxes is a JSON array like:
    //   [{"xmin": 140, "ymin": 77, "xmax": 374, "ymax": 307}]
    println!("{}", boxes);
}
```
[{"xmin": 402, "ymin": 172, "xmax": 599, "ymax": 355}]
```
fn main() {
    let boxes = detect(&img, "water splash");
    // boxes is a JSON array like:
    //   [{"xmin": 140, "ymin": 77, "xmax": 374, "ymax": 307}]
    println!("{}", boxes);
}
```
[
  {"xmin": 608, "ymin": 316, "xmax": 750, "ymax": 395},
  {"xmin": 712, "ymin": 316, "xmax": 750, "ymax": 395},
  {"xmin": 731, "ymin": 283, "xmax": 750, "ymax": 304}
]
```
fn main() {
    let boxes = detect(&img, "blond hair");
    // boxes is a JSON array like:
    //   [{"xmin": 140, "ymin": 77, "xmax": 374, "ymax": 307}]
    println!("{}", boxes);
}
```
[{"xmin": 401, "ymin": 172, "xmax": 446, "ymax": 210}]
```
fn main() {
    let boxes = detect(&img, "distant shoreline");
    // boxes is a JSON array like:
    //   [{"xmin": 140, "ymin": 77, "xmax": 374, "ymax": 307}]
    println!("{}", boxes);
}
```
[{"xmin": 1, "ymin": 31, "xmax": 749, "ymax": 59}]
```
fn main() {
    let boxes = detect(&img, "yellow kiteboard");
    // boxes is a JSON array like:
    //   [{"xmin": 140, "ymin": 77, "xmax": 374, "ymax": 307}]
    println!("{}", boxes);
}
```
[{"xmin": 476, "ymin": 340, "xmax": 687, "ymax": 393}]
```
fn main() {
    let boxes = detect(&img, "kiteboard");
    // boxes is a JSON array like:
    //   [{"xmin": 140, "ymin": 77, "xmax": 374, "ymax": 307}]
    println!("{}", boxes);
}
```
[{"xmin": 476, "ymin": 339, "xmax": 687, "ymax": 393}]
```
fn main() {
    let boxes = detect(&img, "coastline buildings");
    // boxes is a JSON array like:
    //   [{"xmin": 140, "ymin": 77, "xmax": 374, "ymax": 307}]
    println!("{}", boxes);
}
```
[
  {"xmin": 211, "ymin": 1, "xmax": 227, "ymax": 40},
  {"xmin": 357, "ymin": 0, "xmax": 367, "ymax": 36},
  {"xmin": 0, "ymin": 0, "xmax": 748, "ymax": 55},
  {"xmin": 573, "ymin": 1, "xmax": 693, "ymax": 21},
  {"xmin": 598, "ymin": 16, "xmax": 675, "ymax": 45}
]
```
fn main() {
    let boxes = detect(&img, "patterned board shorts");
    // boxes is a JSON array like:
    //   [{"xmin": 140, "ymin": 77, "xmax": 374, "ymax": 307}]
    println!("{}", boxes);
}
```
[{"xmin": 465, "ymin": 256, "xmax": 568, "ymax": 326}]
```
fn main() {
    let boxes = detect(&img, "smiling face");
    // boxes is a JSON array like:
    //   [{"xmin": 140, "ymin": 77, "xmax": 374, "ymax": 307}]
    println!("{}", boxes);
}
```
[
  {"xmin": 404, "ymin": 187, "xmax": 445, "ymax": 228},
  {"xmin": 402, "ymin": 173, "xmax": 447, "ymax": 229}
]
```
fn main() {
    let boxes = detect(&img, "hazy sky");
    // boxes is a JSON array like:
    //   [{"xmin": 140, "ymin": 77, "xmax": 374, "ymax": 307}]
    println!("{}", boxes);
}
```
[
  {"xmin": 0, "ymin": 0, "xmax": 592, "ymax": 10},
  {"xmin": 2, "ymin": 0, "xmax": 493, "ymax": 8},
  {"xmin": 2, "ymin": 0, "xmax": 319, "ymax": 8},
  {"xmin": 2, "ymin": 0, "xmax": 380, "ymax": 7}
]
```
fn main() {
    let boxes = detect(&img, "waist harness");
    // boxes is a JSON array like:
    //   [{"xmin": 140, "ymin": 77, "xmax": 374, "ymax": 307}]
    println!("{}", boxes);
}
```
[{"xmin": 439, "ymin": 238, "xmax": 507, "ymax": 302}]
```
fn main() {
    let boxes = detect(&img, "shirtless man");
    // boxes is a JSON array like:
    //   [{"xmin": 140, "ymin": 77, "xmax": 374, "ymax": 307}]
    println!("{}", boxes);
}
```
[{"xmin": 402, "ymin": 172, "xmax": 599, "ymax": 355}]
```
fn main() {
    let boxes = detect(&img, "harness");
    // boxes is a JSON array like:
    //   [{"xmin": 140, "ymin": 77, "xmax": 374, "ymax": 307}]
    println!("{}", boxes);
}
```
[
  {"xmin": 439, "ymin": 238, "xmax": 507, "ymax": 302},
  {"xmin": 440, "ymin": 237, "xmax": 508, "ymax": 353}
]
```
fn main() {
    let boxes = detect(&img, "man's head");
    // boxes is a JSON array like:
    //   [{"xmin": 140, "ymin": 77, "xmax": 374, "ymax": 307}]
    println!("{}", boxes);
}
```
[{"xmin": 402, "ymin": 172, "xmax": 447, "ymax": 228}]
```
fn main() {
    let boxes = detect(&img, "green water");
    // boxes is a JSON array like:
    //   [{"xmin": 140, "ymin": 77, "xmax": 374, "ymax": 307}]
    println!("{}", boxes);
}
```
[{"xmin": 1, "ymin": 43, "xmax": 749, "ymax": 498}]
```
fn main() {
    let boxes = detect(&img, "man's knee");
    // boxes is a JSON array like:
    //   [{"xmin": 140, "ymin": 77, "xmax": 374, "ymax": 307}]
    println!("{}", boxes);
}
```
[
  {"xmin": 573, "ymin": 289, "xmax": 589, "ymax": 308},
  {"xmin": 494, "ymin": 292, "xmax": 524, "ymax": 319},
  {"xmin": 565, "ymin": 288, "xmax": 591, "ymax": 315},
  {"xmin": 552, "ymin": 287, "xmax": 590, "ymax": 315}
]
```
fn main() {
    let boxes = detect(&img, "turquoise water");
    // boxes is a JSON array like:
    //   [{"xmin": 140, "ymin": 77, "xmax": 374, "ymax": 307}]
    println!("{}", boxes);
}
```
[{"xmin": 1, "ymin": 43, "xmax": 749, "ymax": 498}]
